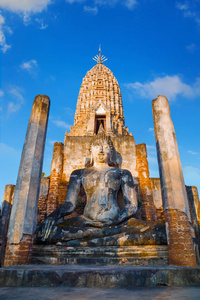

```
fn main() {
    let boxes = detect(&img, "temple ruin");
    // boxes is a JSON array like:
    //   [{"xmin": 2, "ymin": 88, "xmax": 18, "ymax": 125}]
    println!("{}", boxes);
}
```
[{"xmin": 0, "ymin": 48, "xmax": 199, "ymax": 269}]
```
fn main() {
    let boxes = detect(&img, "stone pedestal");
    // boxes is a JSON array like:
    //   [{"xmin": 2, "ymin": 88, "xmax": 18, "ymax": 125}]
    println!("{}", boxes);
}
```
[
  {"xmin": 152, "ymin": 95, "xmax": 196, "ymax": 266},
  {"xmin": 3, "ymin": 95, "xmax": 50, "ymax": 267},
  {"xmin": 47, "ymin": 142, "xmax": 64, "ymax": 215}
]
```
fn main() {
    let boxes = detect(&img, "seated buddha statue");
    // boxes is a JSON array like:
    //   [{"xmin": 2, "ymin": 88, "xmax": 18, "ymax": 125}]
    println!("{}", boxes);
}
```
[{"xmin": 36, "ymin": 126, "xmax": 166, "ymax": 247}]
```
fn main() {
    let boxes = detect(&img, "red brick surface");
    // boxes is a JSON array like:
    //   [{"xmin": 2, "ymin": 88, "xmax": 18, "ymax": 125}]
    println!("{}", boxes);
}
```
[
  {"xmin": 136, "ymin": 144, "xmax": 157, "ymax": 222},
  {"xmin": 3, "ymin": 234, "xmax": 33, "ymax": 267},
  {"xmin": 47, "ymin": 142, "xmax": 64, "ymax": 215},
  {"xmin": 165, "ymin": 209, "xmax": 197, "ymax": 266}
]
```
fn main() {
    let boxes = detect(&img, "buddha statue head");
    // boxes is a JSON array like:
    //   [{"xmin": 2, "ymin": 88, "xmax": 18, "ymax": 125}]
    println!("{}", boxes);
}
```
[{"xmin": 90, "ymin": 124, "xmax": 113, "ymax": 167}]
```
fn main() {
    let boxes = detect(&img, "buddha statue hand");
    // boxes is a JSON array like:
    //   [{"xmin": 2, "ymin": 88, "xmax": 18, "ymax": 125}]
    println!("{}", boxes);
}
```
[
  {"xmin": 41, "ymin": 217, "xmax": 55, "ymax": 241},
  {"xmin": 40, "ymin": 202, "xmax": 74, "ymax": 241}
]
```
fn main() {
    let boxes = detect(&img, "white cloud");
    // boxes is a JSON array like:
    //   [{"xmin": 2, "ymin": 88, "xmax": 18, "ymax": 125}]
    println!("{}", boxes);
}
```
[
  {"xmin": 0, "ymin": 0, "xmax": 52, "ymax": 13},
  {"xmin": 52, "ymin": 119, "xmax": 71, "ymax": 130},
  {"xmin": 8, "ymin": 86, "xmax": 24, "ymax": 113},
  {"xmin": 66, "ymin": 0, "xmax": 85, "ymax": 3},
  {"xmin": 147, "ymin": 154, "xmax": 157, "ymax": 165},
  {"xmin": 183, "ymin": 166, "xmax": 200, "ymax": 188},
  {"xmin": 176, "ymin": 1, "xmax": 200, "ymax": 26},
  {"xmin": 124, "ymin": 0, "xmax": 137, "ymax": 10},
  {"xmin": 0, "ymin": 142, "xmax": 20, "ymax": 155},
  {"xmin": 186, "ymin": 43, "xmax": 196, "ymax": 53},
  {"xmin": 23, "ymin": 12, "xmax": 31, "ymax": 26},
  {"xmin": 35, "ymin": 18, "xmax": 48, "ymax": 30},
  {"xmin": 125, "ymin": 75, "xmax": 200, "ymax": 101},
  {"xmin": 0, "ymin": 89, "xmax": 4, "ymax": 97},
  {"xmin": 65, "ymin": 107, "xmax": 74, "ymax": 117},
  {"xmin": 48, "ymin": 139, "xmax": 58, "ymax": 145},
  {"xmin": 147, "ymin": 145, "xmax": 156, "ymax": 150},
  {"xmin": 20, "ymin": 59, "xmax": 38, "ymax": 72},
  {"xmin": 0, "ymin": 13, "xmax": 11, "ymax": 53},
  {"xmin": 84, "ymin": 6, "xmax": 98, "ymax": 15},
  {"xmin": 187, "ymin": 150, "xmax": 199, "ymax": 156},
  {"xmin": 148, "ymin": 128, "xmax": 154, "ymax": 132},
  {"xmin": 66, "ymin": 0, "xmax": 138, "ymax": 12}
]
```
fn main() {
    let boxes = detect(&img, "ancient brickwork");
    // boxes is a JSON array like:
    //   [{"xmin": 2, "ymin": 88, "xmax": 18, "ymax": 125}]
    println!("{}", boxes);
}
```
[
  {"xmin": 3, "ymin": 234, "xmax": 33, "ymax": 267},
  {"xmin": 136, "ymin": 144, "xmax": 157, "ymax": 222},
  {"xmin": 47, "ymin": 142, "xmax": 64, "ymax": 215},
  {"xmin": 58, "ymin": 183, "xmax": 68, "ymax": 206},
  {"xmin": 0, "ymin": 185, "xmax": 15, "ymax": 266},
  {"xmin": 37, "ymin": 177, "xmax": 50, "ymax": 223},
  {"xmin": 186, "ymin": 186, "xmax": 200, "ymax": 261},
  {"xmin": 165, "ymin": 209, "xmax": 196, "ymax": 266},
  {"xmin": 150, "ymin": 178, "xmax": 165, "ymax": 222},
  {"xmin": 186, "ymin": 186, "xmax": 200, "ymax": 232}
]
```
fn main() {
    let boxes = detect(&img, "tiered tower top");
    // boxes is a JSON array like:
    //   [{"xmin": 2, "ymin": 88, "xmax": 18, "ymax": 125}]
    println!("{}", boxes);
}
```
[{"xmin": 69, "ymin": 49, "xmax": 129, "ymax": 137}]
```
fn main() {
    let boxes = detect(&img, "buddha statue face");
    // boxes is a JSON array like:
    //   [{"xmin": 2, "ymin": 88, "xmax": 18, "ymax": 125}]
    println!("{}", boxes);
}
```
[{"xmin": 91, "ymin": 141, "xmax": 111, "ymax": 165}]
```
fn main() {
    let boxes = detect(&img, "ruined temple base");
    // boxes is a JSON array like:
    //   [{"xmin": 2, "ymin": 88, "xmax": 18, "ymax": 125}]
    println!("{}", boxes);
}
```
[
  {"xmin": 1, "ymin": 265, "xmax": 200, "ymax": 287},
  {"xmin": 31, "ymin": 245, "xmax": 169, "ymax": 266},
  {"xmin": 32, "ymin": 245, "xmax": 168, "ymax": 266}
]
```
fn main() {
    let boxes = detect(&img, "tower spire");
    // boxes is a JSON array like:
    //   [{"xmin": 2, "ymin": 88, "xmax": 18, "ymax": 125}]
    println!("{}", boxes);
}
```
[{"xmin": 93, "ymin": 45, "xmax": 107, "ymax": 64}]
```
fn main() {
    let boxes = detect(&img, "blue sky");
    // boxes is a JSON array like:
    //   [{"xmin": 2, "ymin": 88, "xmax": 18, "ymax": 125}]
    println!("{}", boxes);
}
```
[{"xmin": 0, "ymin": 0, "xmax": 200, "ymax": 205}]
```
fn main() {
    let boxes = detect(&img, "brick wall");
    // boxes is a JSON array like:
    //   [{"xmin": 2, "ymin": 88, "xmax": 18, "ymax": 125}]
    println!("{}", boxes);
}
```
[
  {"xmin": 47, "ymin": 142, "xmax": 64, "ymax": 215},
  {"xmin": 165, "ymin": 209, "xmax": 197, "ymax": 266},
  {"xmin": 3, "ymin": 234, "xmax": 33, "ymax": 267},
  {"xmin": 37, "ymin": 177, "xmax": 50, "ymax": 223},
  {"xmin": 136, "ymin": 144, "xmax": 157, "ymax": 222}
]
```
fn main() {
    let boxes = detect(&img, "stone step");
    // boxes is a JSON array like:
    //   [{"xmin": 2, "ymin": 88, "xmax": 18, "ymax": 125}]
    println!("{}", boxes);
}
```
[
  {"xmin": 31, "ymin": 245, "xmax": 169, "ymax": 266},
  {"xmin": 1, "ymin": 265, "xmax": 200, "ymax": 287}
]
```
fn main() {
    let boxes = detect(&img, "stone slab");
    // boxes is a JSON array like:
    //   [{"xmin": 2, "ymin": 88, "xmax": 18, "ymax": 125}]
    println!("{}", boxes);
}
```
[{"xmin": 0, "ymin": 265, "xmax": 200, "ymax": 287}]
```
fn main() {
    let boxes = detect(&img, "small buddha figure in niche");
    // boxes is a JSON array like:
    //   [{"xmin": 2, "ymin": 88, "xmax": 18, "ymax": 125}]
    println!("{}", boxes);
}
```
[{"xmin": 37, "ymin": 126, "xmax": 166, "ymax": 246}]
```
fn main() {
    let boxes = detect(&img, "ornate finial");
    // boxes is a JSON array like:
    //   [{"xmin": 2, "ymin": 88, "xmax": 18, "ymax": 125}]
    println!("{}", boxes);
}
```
[{"xmin": 93, "ymin": 45, "xmax": 107, "ymax": 64}]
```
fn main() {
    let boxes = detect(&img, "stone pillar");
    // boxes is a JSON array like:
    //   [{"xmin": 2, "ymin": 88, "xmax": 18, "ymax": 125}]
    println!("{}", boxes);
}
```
[
  {"xmin": 0, "ymin": 185, "xmax": 15, "ymax": 266},
  {"xmin": 152, "ymin": 95, "xmax": 196, "ymax": 266},
  {"xmin": 37, "ymin": 177, "xmax": 50, "ymax": 224},
  {"xmin": 136, "ymin": 144, "xmax": 157, "ymax": 222},
  {"xmin": 47, "ymin": 142, "xmax": 64, "ymax": 215},
  {"xmin": 4, "ymin": 95, "xmax": 50, "ymax": 267}
]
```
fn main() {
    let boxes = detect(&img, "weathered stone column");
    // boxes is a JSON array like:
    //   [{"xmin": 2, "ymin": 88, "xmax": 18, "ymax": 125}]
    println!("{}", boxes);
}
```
[
  {"xmin": 47, "ymin": 142, "xmax": 64, "ymax": 215},
  {"xmin": 3, "ymin": 95, "xmax": 50, "ymax": 267},
  {"xmin": 0, "ymin": 185, "xmax": 15, "ymax": 266},
  {"xmin": 136, "ymin": 144, "xmax": 157, "ymax": 222},
  {"xmin": 152, "ymin": 95, "xmax": 197, "ymax": 266}
]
